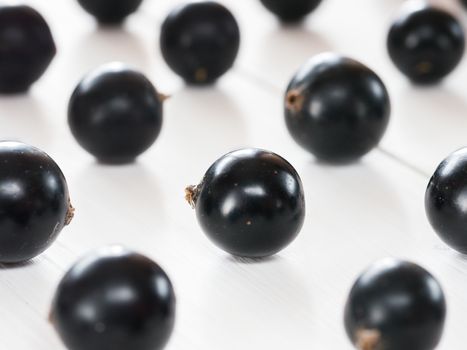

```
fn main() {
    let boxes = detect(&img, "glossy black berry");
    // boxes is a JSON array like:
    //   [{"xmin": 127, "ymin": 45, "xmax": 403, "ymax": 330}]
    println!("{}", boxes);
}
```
[
  {"xmin": 77, "ymin": 0, "xmax": 143, "ymax": 24},
  {"xmin": 344, "ymin": 259, "xmax": 446, "ymax": 350},
  {"xmin": 425, "ymin": 148, "xmax": 467, "ymax": 254},
  {"xmin": 68, "ymin": 63, "xmax": 164, "ymax": 164},
  {"xmin": 0, "ymin": 141, "xmax": 73, "ymax": 264},
  {"xmin": 387, "ymin": 3, "xmax": 465, "ymax": 84},
  {"xmin": 186, "ymin": 148, "xmax": 305, "ymax": 258},
  {"xmin": 160, "ymin": 2, "xmax": 240, "ymax": 85},
  {"xmin": 259, "ymin": 0, "xmax": 322, "ymax": 22},
  {"xmin": 0, "ymin": 5, "xmax": 56, "ymax": 93},
  {"xmin": 51, "ymin": 246, "xmax": 175, "ymax": 350},
  {"xmin": 285, "ymin": 53, "xmax": 390, "ymax": 163}
]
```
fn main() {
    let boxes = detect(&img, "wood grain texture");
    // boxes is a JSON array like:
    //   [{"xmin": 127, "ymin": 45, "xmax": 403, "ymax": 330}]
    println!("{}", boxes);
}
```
[{"xmin": 0, "ymin": 0, "xmax": 466, "ymax": 349}]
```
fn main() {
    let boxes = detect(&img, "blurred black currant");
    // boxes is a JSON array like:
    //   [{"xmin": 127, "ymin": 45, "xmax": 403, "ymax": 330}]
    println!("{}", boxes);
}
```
[
  {"xmin": 387, "ymin": 2, "xmax": 465, "ymax": 84},
  {"xmin": 51, "ymin": 246, "xmax": 175, "ymax": 350},
  {"xmin": 160, "ymin": 2, "xmax": 240, "ymax": 85},
  {"xmin": 68, "ymin": 62, "xmax": 165, "ymax": 164},
  {"xmin": 77, "ymin": 0, "xmax": 143, "ymax": 24},
  {"xmin": 0, "ymin": 5, "xmax": 56, "ymax": 93},
  {"xmin": 259, "ymin": 0, "xmax": 323, "ymax": 22},
  {"xmin": 425, "ymin": 148, "xmax": 467, "ymax": 254},
  {"xmin": 345, "ymin": 258, "xmax": 446, "ymax": 350}
]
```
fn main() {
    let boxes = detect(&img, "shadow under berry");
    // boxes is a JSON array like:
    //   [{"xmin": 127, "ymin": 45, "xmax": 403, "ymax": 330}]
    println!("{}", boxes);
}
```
[
  {"xmin": 69, "ymin": 26, "xmax": 149, "ymax": 83},
  {"xmin": 163, "ymin": 84, "xmax": 248, "ymax": 170},
  {"xmin": 0, "ymin": 94, "xmax": 52, "ymax": 148},
  {"xmin": 244, "ymin": 25, "xmax": 332, "ymax": 87}
]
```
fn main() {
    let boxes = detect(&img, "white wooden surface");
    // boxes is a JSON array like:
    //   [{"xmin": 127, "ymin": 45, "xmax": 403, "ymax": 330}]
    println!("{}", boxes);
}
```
[{"xmin": 1, "ymin": 0, "xmax": 467, "ymax": 348}]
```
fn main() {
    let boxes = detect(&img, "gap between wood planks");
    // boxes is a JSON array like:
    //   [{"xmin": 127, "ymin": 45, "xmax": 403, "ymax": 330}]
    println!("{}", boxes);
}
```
[{"xmin": 233, "ymin": 66, "xmax": 432, "ymax": 181}]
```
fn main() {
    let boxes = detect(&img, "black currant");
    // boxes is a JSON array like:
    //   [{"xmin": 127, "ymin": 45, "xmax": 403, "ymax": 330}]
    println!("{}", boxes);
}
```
[
  {"xmin": 284, "ymin": 53, "xmax": 390, "ymax": 163},
  {"xmin": 68, "ymin": 63, "xmax": 164, "ymax": 164},
  {"xmin": 0, "ymin": 5, "xmax": 56, "ymax": 93},
  {"xmin": 50, "ymin": 246, "xmax": 176, "ymax": 350},
  {"xmin": 344, "ymin": 258, "xmax": 446, "ymax": 350},
  {"xmin": 186, "ymin": 148, "xmax": 305, "ymax": 258},
  {"xmin": 0, "ymin": 141, "xmax": 73, "ymax": 264},
  {"xmin": 425, "ymin": 148, "xmax": 467, "ymax": 254},
  {"xmin": 259, "ymin": 0, "xmax": 322, "ymax": 22},
  {"xmin": 76, "ymin": 0, "xmax": 143, "ymax": 24},
  {"xmin": 387, "ymin": 3, "xmax": 465, "ymax": 84},
  {"xmin": 160, "ymin": 2, "xmax": 240, "ymax": 85}
]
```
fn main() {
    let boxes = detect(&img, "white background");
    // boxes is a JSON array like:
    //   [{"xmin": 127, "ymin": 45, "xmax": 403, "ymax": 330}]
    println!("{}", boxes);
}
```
[{"xmin": 1, "ymin": 0, "xmax": 467, "ymax": 349}]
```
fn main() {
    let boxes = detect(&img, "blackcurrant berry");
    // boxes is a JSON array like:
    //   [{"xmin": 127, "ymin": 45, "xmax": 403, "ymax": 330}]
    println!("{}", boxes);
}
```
[
  {"xmin": 186, "ymin": 148, "xmax": 305, "ymax": 258},
  {"xmin": 50, "ymin": 246, "xmax": 176, "ymax": 350},
  {"xmin": 284, "ymin": 53, "xmax": 390, "ymax": 163},
  {"xmin": 160, "ymin": 2, "xmax": 240, "ymax": 85},
  {"xmin": 259, "ymin": 0, "xmax": 322, "ymax": 22},
  {"xmin": 425, "ymin": 148, "xmax": 467, "ymax": 254},
  {"xmin": 0, "ymin": 141, "xmax": 73, "ymax": 264},
  {"xmin": 68, "ymin": 63, "xmax": 164, "ymax": 164},
  {"xmin": 344, "ymin": 259, "xmax": 446, "ymax": 350},
  {"xmin": 387, "ymin": 2, "xmax": 465, "ymax": 84},
  {"xmin": 0, "ymin": 5, "xmax": 56, "ymax": 93},
  {"xmin": 76, "ymin": 0, "xmax": 143, "ymax": 24}
]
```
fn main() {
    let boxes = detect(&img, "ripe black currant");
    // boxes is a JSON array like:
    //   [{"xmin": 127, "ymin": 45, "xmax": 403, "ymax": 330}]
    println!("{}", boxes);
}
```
[
  {"xmin": 50, "ymin": 246, "xmax": 176, "ymax": 350},
  {"xmin": 259, "ymin": 0, "xmax": 322, "ymax": 22},
  {"xmin": 0, "ymin": 5, "xmax": 56, "ymax": 93},
  {"xmin": 344, "ymin": 258, "xmax": 446, "ymax": 350},
  {"xmin": 76, "ymin": 0, "xmax": 143, "ymax": 24},
  {"xmin": 0, "ymin": 141, "xmax": 73, "ymax": 264},
  {"xmin": 160, "ymin": 2, "xmax": 240, "ymax": 85},
  {"xmin": 186, "ymin": 148, "xmax": 305, "ymax": 258},
  {"xmin": 425, "ymin": 148, "xmax": 467, "ymax": 254},
  {"xmin": 68, "ymin": 63, "xmax": 164, "ymax": 164},
  {"xmin": 284, "ymin": 53, "xmax": 390, "ymax": 163},
  {"xmin": 387, "ymin": 3, "xmax": 465, "ymax": 84}
]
